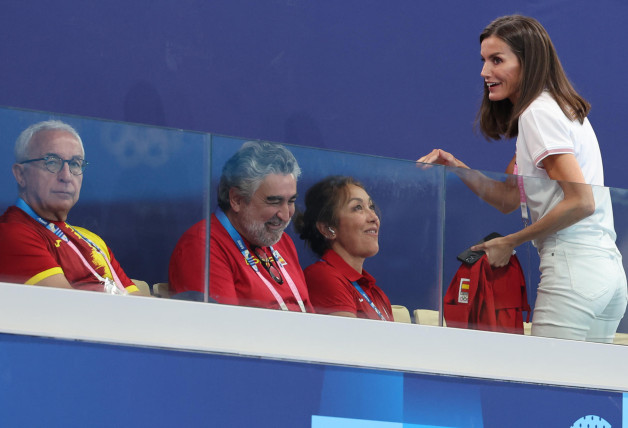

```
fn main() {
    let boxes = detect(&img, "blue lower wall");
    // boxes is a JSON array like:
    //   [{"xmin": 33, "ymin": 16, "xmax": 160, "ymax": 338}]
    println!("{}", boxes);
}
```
[{"xmin": 0, "ymin": 333, "xmax": 623, "ymax": 427}]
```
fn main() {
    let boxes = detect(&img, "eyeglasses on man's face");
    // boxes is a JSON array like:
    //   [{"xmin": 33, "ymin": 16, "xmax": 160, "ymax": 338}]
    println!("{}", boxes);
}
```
[
  {"xmin": 253, "ymin": 247, "xmax": 284, "ymax": 285},
  {"xmin": 20, "ymin": 155, "xmax": 88, "ymax": 176}
]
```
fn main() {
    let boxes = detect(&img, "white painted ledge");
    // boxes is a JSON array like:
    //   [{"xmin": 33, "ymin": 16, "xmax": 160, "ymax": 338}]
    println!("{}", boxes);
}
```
[{"xmin": 0, "ymin": 281, "xmax": 626, "ymax": 392}]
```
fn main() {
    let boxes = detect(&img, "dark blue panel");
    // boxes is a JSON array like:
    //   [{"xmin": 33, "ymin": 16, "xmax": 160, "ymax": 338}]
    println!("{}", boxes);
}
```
[
  {"xmin": 1, "ymin": 1, "xmax": 627, "ymax": 187},
  {"xmin": 0, "ymin": 333, "xmax": 623, "ymax": 427},
  {"xmin": 0, "ymin": 333, "xmax": 324, "ymax": 427}
]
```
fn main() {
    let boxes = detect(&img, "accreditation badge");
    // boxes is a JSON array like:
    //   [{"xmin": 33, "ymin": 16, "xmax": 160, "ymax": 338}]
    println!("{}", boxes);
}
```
[{"xmin": 103, "ymin": 278, "xmax": 127, "ymax": 295}]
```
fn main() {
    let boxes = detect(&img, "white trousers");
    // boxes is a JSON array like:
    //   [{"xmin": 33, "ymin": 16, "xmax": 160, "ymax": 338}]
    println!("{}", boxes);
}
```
[{"xmin": 532, "ymin": 236, "xmax": 628, "ymax": 343}]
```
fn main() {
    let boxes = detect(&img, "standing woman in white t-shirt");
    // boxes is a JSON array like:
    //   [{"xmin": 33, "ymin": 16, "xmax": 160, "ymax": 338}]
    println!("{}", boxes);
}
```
[{"xmin": 418, "ymin": 14, "xmax": 627, "ymax": 343}]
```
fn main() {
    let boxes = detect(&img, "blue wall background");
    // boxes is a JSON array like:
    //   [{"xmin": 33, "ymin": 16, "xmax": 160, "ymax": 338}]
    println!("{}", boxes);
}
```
[
  {"xmin": 1, "ymin": 0, "xmax": 627, "ymax": 188},
  {"xmin": 0, "ymin": 333, "xmax": 623, "ymax": 427}
]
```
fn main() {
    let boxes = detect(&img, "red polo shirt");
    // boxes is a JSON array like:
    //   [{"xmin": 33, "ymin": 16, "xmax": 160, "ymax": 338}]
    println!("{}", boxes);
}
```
[{"xmin": 304, "ymin": 249, "xmax": 392, "ymax": 320}]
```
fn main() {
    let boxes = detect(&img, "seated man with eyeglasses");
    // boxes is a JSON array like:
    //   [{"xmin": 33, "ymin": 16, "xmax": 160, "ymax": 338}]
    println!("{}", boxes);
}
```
[
  {"xmin": 0, "ymin": 120, "xmax": 139, "ymax": 295},
  {"xmin": 168, "ymin": 141, "xmax": 314, "ymax": 312}
]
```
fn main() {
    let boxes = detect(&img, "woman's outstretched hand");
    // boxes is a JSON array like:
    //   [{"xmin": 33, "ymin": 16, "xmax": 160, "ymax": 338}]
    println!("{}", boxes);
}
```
[{"xmin": 416, "ymin": 149, "xmax": 468, "ymax": 168}]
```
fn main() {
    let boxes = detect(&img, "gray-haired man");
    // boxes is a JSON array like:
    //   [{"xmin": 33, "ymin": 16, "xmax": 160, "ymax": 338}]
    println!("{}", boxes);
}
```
[
  {"xmin": 169, "ymin": 141, "xmax": 313, "ymax": 312},
  {"xmin": 0, "ymin": 120, "xmax": 139, "ymax": 295}
]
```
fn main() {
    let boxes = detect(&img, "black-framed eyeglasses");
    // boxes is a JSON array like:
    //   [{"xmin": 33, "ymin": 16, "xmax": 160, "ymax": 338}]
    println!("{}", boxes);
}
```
[
  {"xmin": 20, "ymin": 155, "xmax": 88, "ymax": 176},
  {"xmin": 253, "ymin": 247, "xmax": 284, "ymax": 285}
]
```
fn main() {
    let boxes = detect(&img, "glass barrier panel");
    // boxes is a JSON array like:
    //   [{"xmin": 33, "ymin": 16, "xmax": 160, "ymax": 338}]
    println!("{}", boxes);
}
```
[
  {"xmin": 442, "ymin": 165, "xmax": 537, "ymax": 335},
  {"xmin": 443, "ymin": 163, "xmax": 628, "ymax": 344},
  {"xmin": 209, "ymin": 135, "xmax": 444, "ymax": 320},
  {"xmin": 610, "ymin": 185, "xmax": 628, "ymax": 338},
  {"xmin": 0, "ymin": 106, "xmax": 210, "ymax": 300},
  {"xmin": 2, "ymin": 105, "xmax": 626, "ymax": 346}
]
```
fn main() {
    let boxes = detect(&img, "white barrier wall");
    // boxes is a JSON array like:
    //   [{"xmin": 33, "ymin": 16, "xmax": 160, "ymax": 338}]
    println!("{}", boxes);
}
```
[{"xmin": 1, "ymin": 281, "xmax": 626, "ymax": 392}]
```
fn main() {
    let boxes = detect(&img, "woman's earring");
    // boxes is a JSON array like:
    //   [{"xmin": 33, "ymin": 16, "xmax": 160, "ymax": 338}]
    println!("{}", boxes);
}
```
[{"xmin": 328, "ymin": 227, "xmax": 335, "ymax": 237}]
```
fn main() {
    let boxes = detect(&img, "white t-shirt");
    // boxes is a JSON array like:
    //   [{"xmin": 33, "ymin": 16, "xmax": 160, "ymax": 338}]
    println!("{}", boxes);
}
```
[{"xmin": 515, "ymin": 91, "xmax": 616, "ymax": 247}]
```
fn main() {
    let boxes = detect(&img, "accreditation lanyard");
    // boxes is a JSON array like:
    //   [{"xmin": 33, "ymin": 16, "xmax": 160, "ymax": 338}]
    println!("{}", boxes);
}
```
[
  {"xmin": 215, "ymin": 209, "xmax": 306, "ymax": 312},
  {"xmin": 513, "ymin": 163, "xmax": 530, "ymax": 227},
  {"xmin": 351, "ymin": 281, "xmax": 389, "ymax": 321},
  {"xmin": 16, "ymin": 198, "xmax": 126, "ymax": 293}
]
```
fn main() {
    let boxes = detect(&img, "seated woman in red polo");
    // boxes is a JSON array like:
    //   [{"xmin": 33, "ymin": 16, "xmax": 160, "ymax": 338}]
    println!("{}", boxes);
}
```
[{"xmin": 294, "ymin": 176, "xmax": 393, "ymax": 321}]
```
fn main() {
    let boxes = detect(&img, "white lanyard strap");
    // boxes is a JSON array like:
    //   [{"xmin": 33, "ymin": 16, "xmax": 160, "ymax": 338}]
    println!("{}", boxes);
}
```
[
  {"xmin": 251, "ymin": 266, "xmax": 290, "ymax": 311},
  {"xmin": 16, "ymin": 198, "xmax": 126, "ymax": 293},
  {"xmin": 68, "ymin": 226, "xmax": 126, "ymax": 293},
  {"xmin": 216, "ymin": 209, "xmax": 306, "ymax": 312},
  {"xmin": 513, "ymin": 164, "xmax": 530, "ymax": 227},
  {"xmin": 268, "ymin": 247, "xmax": 306, "ymax": 313}
]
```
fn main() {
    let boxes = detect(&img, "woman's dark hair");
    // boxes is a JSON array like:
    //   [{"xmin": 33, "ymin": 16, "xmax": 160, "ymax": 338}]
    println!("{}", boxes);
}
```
[
  {"xmin": 476, "ymin": 14, "xmax": 590, "ymax": 140},
  {"xmin": 293, "ymin": 175, "xmax": 367, "ymax": 257}
]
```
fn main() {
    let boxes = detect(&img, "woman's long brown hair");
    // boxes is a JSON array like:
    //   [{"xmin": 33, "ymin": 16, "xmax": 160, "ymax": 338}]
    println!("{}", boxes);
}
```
[{"xmin": 476, "ymin": 15, "xmax": 590, "ymax": 140}]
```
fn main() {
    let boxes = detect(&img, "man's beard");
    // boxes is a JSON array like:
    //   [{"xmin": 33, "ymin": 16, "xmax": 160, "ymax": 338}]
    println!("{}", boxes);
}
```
[{"xmin": 240, "ymin": 208, "xmax": 289, "ymax": 247}]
